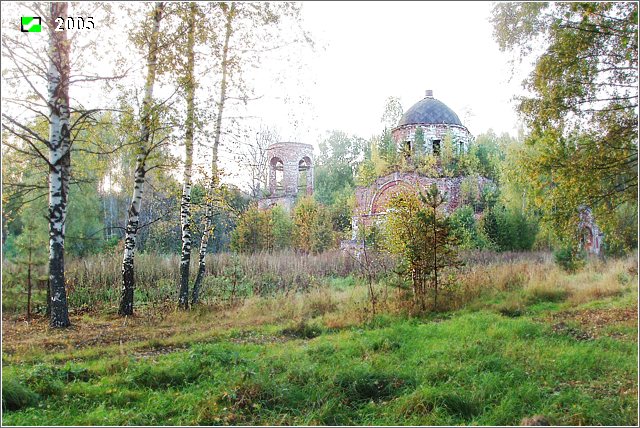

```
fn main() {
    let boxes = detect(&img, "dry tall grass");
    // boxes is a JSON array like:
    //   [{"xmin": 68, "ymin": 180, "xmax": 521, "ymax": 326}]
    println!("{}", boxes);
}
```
[{"xmin": 2, "ymin": 249, "xmax": 636, "ymax": 322}]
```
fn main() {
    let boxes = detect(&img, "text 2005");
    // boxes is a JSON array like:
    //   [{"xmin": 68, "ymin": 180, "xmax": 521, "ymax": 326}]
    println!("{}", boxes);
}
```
[{"xmin": 55, "ymin": 17, "xmax": 95, "ymax": 31}]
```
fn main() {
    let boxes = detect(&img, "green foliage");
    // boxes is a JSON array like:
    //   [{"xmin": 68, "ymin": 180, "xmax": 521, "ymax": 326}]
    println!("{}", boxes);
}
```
[
  {"xmin": 9, "ymin": 204, "xmax": 48, "ymax": 265},
  {"xmin": 292, "ymin": 196, "xmax": 334, "ymax": 254},
  {"xmin": 357, "ymin": 140, "xmax": 392, "ymax": 186},
  {"xmin": 231, "ymin": 205, "xmax": 293, "ymax": 253},
  {"xmin": 415, "ymin": 154, "xmax": 439, "ymax": 177},
  {"xmin": 553, "ymin": 245, "xmax": 587, "ymax": 273},
  {"xmin": 1, "ymin": 377, "xmax": 39, "ymax": 412},
  {"xmin": 449, "ymin": 206, "xmax": 490, "ymax": 250},
  {"xmin": 413, "ymin": 127, "xmax": 426, "ymax": 158},
  {"xmin": 316, "ymin": 130, "xmax": 365, "ymax": 174},
  {"xmin": 383, "ymin": 185, "xmax": 463, "ymax": 309},
  {"xmin": 469, "ymin": 130, "xmax": 508, "ymax": 181},
  {"xmin": 378, "ymin": 129, "xmax": 398, "ymax": 166},
  {"xmin": 327, "ymin": 188, "xmax": 354, "ymax": 234},
  {"xmin": 66, "ymin": 183, "xmax": 106, "ymax": 257},
  {"xmin": 232, "ymin": 199, "xmax": 335, "ymax": 255},
  {"xmin": 491, "ymin": 2, "xmax": 638, "ymax": 246},
  {"xmin": 481, "ymin": 204, "xmax": 538, "ymax": 252},
  {"xmin": 24, "ymin": 365, "xmax": 65, "ymax": 397},
  {"xmin": 270, "ymin": 206, "xmax": 294, "ymax": 250},
  {"xmin": 440, "ymin": 131, "xmax": 456, "ymax": 176},
  {"xmin": 314, "ymin": 130, "xmax": 363, "ymax": 235},
  {"xmin": 315, "ymin": 130, "xmax": 363, "ymax": 208},
  {"xmin": 601, "ymin": 202, "xmax": 638, "ymax": 257},
  {"xmin": 314, "ymin": 163, "xmax": 353, "ymax": 206}
]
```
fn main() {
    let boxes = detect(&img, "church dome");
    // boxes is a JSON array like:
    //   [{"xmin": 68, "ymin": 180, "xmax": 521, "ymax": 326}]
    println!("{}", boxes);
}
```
[{"xmin": 397, "ymin": 90, "xmax": 463, "ymax": 127}]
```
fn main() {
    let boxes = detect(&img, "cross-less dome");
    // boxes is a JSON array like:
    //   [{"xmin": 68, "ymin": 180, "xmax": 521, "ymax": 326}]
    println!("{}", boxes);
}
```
[{"xmin": 398, "ymin": 91, "xmax": 463, "ymax": 127}]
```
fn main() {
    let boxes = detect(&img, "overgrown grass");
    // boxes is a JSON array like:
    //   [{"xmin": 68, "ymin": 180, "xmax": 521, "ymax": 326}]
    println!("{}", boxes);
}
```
[
  {"xmin": 1, "ymin": 250, "xmax": 365, "ymax": 315},
  {"xmin": 2, "ymin": 252, "xmax": 637, "ymax": 425},
  {"xmin": 2, "ymin": 307, "xmax": 636, "ymax": 425},
  {"xmin": 1, "ymin": 249, "xmax": 550, "ymax": 316}
]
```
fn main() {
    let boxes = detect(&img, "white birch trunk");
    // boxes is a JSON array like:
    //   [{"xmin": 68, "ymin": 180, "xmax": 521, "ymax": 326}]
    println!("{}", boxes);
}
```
[
  {"xmin": 119, "ymin": 2, "xmax": 164, "ymax": 316},
  {"xmin": 178, "ymin": 3, "xmax": 197, "ymax": 309},
  {"xmin": 48, "ymin": 2, "xmax": 71, "ymax": 328},
  {"xmin": 192, "ymin": 3, "xmax": 234, "ymax": 305}
]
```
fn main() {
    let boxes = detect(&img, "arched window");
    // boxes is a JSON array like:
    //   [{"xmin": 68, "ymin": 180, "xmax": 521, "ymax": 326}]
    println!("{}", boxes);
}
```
[
  {"xmin": 298, "ymin": 156, "xmax": 312, "ymax": 194},
  {"xmin": 270, "ymin": 157, "xmax": 284, "ymax": 195},
  {"xmin": 432, "ymin": 139, "xmax": 441, "ymax": 156}
]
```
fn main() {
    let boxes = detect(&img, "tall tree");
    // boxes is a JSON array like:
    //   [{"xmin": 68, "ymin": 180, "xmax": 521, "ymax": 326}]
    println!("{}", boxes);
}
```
[
  {"xmin": 418, "ymin": 185, "xmax": 463, "ymax": 309},
  {"xmin": 315, "ymin": 130, "xmax": 364, "ymax": 206},
  {"xmin": 45, "ymin": 3, "xmax": 72, "ymax": 327},
  {"xmin": 119, "ymin": 2, "xmax": 165, "ymax": 316},
  {"xmin": 191, "ymin": 1, "xmax": 236, "ymax": 305},
  {"xmin": 191, "ymin": 2, "xmax": 307, "ymax": 304},
  {"xmin": 2, "ymin": 3, "xmax": 73, "ymax": 327},
  {"xmin": 491, "ymin": 2, "xmax": 638, "ymax": 241},
  {"xmin": 177, "ymin": 3, "xmax": 199, "ymax": 310}
]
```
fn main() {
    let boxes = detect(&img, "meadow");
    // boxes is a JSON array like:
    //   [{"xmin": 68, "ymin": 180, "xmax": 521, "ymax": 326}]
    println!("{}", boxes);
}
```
[{"xmin": 1, "ymin": 251, "xmax": 638, "ymax": 425}]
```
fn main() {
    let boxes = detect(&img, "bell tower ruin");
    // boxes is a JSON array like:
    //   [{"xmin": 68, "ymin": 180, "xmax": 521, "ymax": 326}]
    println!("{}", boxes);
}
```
[{"xmin": 258, "ymin": 142, "xmax": 314, "ymax": 212}]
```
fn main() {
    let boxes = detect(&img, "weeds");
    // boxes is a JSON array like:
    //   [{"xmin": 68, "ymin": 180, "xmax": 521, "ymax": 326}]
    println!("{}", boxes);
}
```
[
  {"xmin": 281, "ymin": 320, "xmax": 324, "ymax": 339},
  {"xmin": 1, "ymin": 251, "xmax": 637, "ymax": 426},
  {"xmin": 1, "ymin": 378, "xmax": 39, "ymax": 412},
  {"xmin": 334, "ymin": 370, "xmax": 415, "ymax": 404}
]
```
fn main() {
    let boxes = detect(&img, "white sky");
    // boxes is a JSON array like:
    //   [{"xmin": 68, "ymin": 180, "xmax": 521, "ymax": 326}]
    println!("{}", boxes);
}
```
[{"xmin": 248, "ymin": 1, "xmax": 528, "ymax": 147}]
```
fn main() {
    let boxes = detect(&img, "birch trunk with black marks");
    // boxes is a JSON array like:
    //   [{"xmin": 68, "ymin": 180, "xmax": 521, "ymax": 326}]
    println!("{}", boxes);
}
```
[
  {"xmin": 119, "ymin": 2, "xmax": 164, "ymax": 316},
  {"xmin": 47, "ymin": 2, "xmax": 72, "ymax": 328},
  {"xmin": 178, "ymin": 3, "xmax": 197, "ymax": 310},
  {"xmin": 191, "ymin": 3, "xmax": 235, "ymax": 305}
]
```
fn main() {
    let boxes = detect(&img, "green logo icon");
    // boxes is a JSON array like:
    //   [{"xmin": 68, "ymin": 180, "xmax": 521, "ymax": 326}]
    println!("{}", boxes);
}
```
[{"xmin": 21, "ymin": 17, "xmax": 41, "ymax": 32}]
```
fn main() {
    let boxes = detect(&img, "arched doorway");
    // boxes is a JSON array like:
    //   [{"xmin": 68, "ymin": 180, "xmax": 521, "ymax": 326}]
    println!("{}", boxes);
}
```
[{"xmin": 580, "ymin": 226, "xmax": 594, "ymax": 252}]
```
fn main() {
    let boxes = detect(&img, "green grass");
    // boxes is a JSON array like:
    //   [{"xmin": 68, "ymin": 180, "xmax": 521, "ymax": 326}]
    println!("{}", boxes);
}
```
[
  {"xmin": 3, "ymin": 254, "xmax": 637, "ymax": 425},
  {"xmin": 2, "ymin": 308, "xmax": 636, "ymax": 426}
]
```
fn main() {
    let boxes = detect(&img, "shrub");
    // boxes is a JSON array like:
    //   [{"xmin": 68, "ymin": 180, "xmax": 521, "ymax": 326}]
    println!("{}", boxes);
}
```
[
  {"xmin": 281, "ymin": 320, "xmax": 324, "ymax": 339},
  {"xmin": 293, "ymin": 196, "xmax": 334, "ymax": 254},
  {"xmin": 25, "ymin": 364, "xmax": 64, "ymax": 396},
  {"xmin": 525, "ymin": 285, "xmax": 568, "ymax": 304},
  {"xmin": 1, "ymin": 377, "xmax": 39, "ymax": 412},
  {"xmin": 554, "ymin": 246, "xmax": 586, "ymax": 272}
]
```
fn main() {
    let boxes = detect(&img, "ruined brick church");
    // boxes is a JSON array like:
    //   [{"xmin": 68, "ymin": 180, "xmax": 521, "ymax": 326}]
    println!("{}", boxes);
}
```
[
  {"xmin": 350, "ymin": 90, "xmax": 490, "ymax": 241},
  {"xmin": 350, "ymin": 89, "xmax": 604, "ymax": 254},
  {"xmin": 257, "ymin": 90, "xmax": 603, "ymax": 255}
]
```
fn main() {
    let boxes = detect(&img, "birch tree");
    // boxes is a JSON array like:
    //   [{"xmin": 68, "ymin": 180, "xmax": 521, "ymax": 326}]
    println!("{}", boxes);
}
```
[
  {"xmin": 119, "ymin": 2, "xmax": 165, "ymax": 316},
  {"xmin": 2, "ymin": 3, "xmax": 72, "ymax": 327},
  {"xmin": 42, "ymin": 2, "xmax": 72, "ymax": 327},
  {"xmin": 491, "ymin": 2, "xmax": 638, "ymax": 242},
  {"xmin": 177, "ymin": 3, "xmax": 199, "ymax": 309},
  {"xmin": 191, "ymin": 1, "xmax": 309, "ymax": 305},
  {"xmin": 191, "ymin": 2, "xmax": 235, "ymax": 306}
]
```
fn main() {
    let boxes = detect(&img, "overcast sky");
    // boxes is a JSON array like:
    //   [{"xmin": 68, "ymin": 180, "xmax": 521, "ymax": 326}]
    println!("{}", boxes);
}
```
[{"xmin": 249, "ymin": 1, "xmax": 529, "ymax": 146}]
